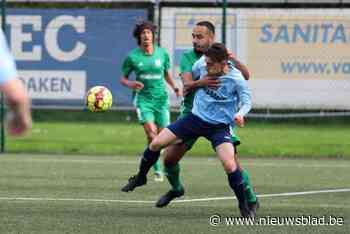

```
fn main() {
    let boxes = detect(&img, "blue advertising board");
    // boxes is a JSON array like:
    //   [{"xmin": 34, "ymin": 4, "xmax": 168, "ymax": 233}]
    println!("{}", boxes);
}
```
[{"xmin": 4, "ymin": 8, "xmax": 148, "ymax": 108}]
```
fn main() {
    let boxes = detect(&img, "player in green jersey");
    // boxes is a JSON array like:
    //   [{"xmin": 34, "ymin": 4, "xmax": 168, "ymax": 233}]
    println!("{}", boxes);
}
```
[
  {"xmin": 120, "ymin": 21, "xmax": 181, "ymax": 181},
  {"xmin": 156, "ymin": 21, "xmax": 259, "ymax": 215}
]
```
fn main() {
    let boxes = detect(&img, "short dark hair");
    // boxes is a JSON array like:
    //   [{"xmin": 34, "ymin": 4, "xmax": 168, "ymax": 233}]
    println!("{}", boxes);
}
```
[
  {"xmin": 133, "ymin": 21, "xmax": 157, "ymax": 45},
  {"xmin": 196, "ymin": 21, "xmax": 215, "ymax": 35},
  {"xmin": 204, "ymin": 43, "xmax": 228, "ymax": 63}
]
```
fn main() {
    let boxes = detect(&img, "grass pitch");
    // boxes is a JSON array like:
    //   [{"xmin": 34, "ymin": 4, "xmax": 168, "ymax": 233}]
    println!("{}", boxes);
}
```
[
  {"xmin": 7, "ymin": 120, "xmax": 350, "ymax": 158},
  {"xmin": 0, "ymin": 154, "xmax": 349, "ymax": 234}
]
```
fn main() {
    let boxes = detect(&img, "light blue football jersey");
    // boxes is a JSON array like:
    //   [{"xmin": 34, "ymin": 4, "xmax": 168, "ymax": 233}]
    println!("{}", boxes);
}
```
[
  {"xmin": 191, "ymin": 56, "xmax": 251, "ymax": 125},
  {"xmin": 0, "ymin": 30, "xmax": 17, "ymax": 85}
]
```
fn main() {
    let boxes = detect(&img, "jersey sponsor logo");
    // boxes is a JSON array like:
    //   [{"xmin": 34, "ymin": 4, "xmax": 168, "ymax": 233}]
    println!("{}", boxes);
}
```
[
  {"xmin": 140, "ymin": 74, "xmax": 162, "ymax": 80},
  {"xmin": 138, "ymin": 62, "xmax": 144, "ymax": 67},
  {"xmin": 155, "ymin": 59, "xmax": 161, "ymax": 67},
  {"xmin": 204, "ymin": 87, "xmax": 227, "ymax": 101}
]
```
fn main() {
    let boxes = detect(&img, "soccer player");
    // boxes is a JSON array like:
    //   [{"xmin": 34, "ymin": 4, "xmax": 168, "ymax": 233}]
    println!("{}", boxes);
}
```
[
  {"xmin": 121, "ymin": 43, "xmax": 254, "ymax": 217},
  {"xmin": 0, "ymin": 30, "xmax": 32, "ymax": 136},
  {"xmin": 120, "ymin": 21, "xmax": 180, "ymax": 181},
  {"xmin": 156, "ymin": 21, "xmax": 258, "ymax": 213}
]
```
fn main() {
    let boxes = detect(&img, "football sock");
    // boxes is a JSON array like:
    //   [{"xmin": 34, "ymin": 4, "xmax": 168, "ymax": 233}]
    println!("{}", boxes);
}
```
[
  {"xmin": 241, "ymin": 169, "xmax": 257, "ymax": 203},
  {"xmin": 138, "ymin": 147, "xmax": 161, "ymax": 178},
  {"xmin": 164, "ymin": 163, "xmax": 183, "ymax": 191},
  {"xmin": 152, "ymin": 158, "xmax": 162, "ymax": 173},
  {"xmin": 227, "ymin": 169, "xmax": 246, "ymax": 205}
]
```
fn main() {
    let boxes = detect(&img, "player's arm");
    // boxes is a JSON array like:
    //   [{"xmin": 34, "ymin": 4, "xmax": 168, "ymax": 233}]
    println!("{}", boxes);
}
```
[
  {"xmin": 182, "ymin": 72, "xmax": 219, "ymax": 92},
  {"xmin": 233, "ymin": 76, "xmax": 252, "ymax": 127},
  {"xmin": 164, "ymin": 70, "xmax": 181, "ymax": 97},
  {"xmin": 179, "ymin": 54, "xmax": 197, "ymax": 92},
  {"xmin": 119, "ymin": 55, "xmax": 144, "ymax": 91},
  {"xmin": 179, "ymin": 54, "xmax": 203, "ymax": 93},
  {"xmin": 228, "ymin": 51, "xmax": 250, "ymax": 80},
  {"xmin": 182, "ymin": 57, "xmax": 219, "ymax": 92},
  {"xmin": 120, "ymin": 76, "xmax": 144, "ymax": 91},
  {"xmin": 0, "ymin": 32, "xmax": 32, "ymax": 136},
  {"xmin": 0, "ymin": 78, "xmax": 32, "ymax": 136},
  {"xmin": 162, "ymin": 49, "xmax": 181, "ymax": 96}
]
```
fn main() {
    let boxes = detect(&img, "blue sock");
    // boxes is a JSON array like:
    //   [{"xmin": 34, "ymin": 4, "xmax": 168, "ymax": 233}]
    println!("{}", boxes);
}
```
[
  {"xmin": 138, "ymin": 147, "xmax": 161, "ymax": 178},
  {"xmin": 227, "ymin": 169, "xmax": 246, "ymax": 205}
]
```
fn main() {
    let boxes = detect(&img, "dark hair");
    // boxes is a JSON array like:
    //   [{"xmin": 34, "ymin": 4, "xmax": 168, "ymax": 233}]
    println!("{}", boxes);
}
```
[
  {"xmin": 204, "ymin": 43, "xmax": 229, "ymax": 63},
  {"xmin": 133, "ymin": 21, "xmax": 157, "ymax": 45},
  {"xmin": 196, "ymin": 21, "xmax": 215, "ymax": 35}
]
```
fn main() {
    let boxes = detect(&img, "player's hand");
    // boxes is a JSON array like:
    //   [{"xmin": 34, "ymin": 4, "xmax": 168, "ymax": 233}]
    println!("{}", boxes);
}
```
[
  {"xmin": 234, "ymin": 114, "xmax": 245, "ymax": 127},
  {"xmin": 129, "ymin": 81, "xmax": 144, "ymax": 91},
  {"xmin": 227, "ymin": 50, "xmax": 237, "ymax": 60},
  {"xmin": 200, "ymin": 75, "xmax": 220, "ymax": 89},
  {"xmin": 6, "ymin": 110, "xmax": 32, "ymax": 136}
]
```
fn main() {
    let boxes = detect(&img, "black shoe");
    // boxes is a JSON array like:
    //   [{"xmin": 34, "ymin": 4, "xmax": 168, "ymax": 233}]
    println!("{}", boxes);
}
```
[
  {"xmin": 121, "ymin": 174, "xmax": 147, "ymax": 192},
  {"xmin": 155, "ymin": 188, "xmax": 185, "ymax": 208},
  {"xmin": 239, "ymin": 202, "xmax": 254, "ymax": 218},
  {"xmin": 248, "ymin": 197, "xmax": 260, "ymax": 217}
]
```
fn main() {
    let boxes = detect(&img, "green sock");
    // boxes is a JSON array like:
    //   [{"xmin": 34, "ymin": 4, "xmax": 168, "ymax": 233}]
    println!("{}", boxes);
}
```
[
  {"xmin": 152, "ymin": 158, "xmax": 161, "ymax": 173},
  {"xmin": 164, "ymin": 163, "xmax": 183, "ymax": 191},
  {"xmin": 241, "ymin": 169, "xmax": 257, "ymax": 203}
]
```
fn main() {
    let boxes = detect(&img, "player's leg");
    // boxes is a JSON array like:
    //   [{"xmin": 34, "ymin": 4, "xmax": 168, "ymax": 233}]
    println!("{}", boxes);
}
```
[
  {"xmin": 230, "ymin": 126, "xmax": 258, "ymax": 212},
  {"xmin": 153, "ymin": 105, "xmax": 170, "ymax": 181},
  {"xmin": 121, "ymin": 127, "xmax": 178, "ymax": 192},
  {"xmin": 121, "ymin": 103, "xmax": 171, "ymax": 192},
  {"xmin": 215, "ymin": 142, "xmax": 252, "ymax": 218},
  {"xmin": 121, "ymin": 113, "xmax": 198, "ymax": 192},
  {"xmin": 143, "ymin": 122, "xmax": 163, "ymax": 178},
  {"xmin": 207, "ymin": 126, "xmax": 253, "ymax": 218},
  {"xmin": 164, "ymin": 144, "xmax": 186, "ymax": 191},
  {"xmin": 156, "ymin": 113, "xmax": 200, "ymax": 207},
  {"xmin": 139, "ymin": 128, "xmax": 179, "ymax": 180},
  {"xmin": 234, "ymin": 147, "xmax": 259, "ymax": 213},
  {"xmin": 153, "ymin": 106, "xmax": 171, "ymax": 181},
  {"xmin": 121, "ymin": 114, "xmax": 199, "ymax": 192},
  {"xmin": 155, "ymin": 142, "xmax": 188, "ymax": 207},
  {"xmin": 137, "ymin": 105, "xmax": 163, "ymax": 180}
]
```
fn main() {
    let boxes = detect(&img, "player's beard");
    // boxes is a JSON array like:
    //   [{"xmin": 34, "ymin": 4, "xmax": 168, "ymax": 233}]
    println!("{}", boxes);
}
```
[
  {"xmin": 193, "ymin": 43, "xmax": 205, "ymax": 55},
  {"xmin": 194, "ymin": 49, "xmax": 203, "ymax": 57}
]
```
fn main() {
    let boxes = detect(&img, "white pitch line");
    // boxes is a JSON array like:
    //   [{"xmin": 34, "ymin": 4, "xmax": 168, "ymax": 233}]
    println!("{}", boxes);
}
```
[
  {"xmin": 173, "ymin": 188, "xmax": 350, "ymax": 203},
  {"xmin": 0, "ymin": 188, "xmax": 349, "ymax": 204},
  {"xmin": 0, "ymin": 197, "xmax": 154, "ymax": 204}
]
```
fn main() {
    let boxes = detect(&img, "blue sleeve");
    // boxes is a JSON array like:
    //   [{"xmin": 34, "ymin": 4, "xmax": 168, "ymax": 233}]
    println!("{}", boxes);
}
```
[
  {"xmin": 0, "ymin": 31, "xmax": 17, "ymax": 85},
  {"xmin": 234, "ymin": 75, "xmax": 252, "ymax": 116}
]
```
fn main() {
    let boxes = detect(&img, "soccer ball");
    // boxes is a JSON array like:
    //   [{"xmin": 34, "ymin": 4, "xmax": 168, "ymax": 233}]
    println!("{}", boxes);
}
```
[{"xmin": 85, "ymin": 86, "xmax": 113, "ymax": 112}]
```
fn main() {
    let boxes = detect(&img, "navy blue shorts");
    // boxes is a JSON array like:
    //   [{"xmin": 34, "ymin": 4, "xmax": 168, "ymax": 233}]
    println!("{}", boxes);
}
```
[{"xmin": 167, "ymin": 113, "xmax": 232, "ymax": 149}]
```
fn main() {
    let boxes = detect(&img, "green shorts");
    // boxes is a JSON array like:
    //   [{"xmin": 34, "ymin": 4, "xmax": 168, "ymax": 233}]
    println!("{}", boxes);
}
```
[
  {"xmin": 230, "ymin": 125, "xmax": 241, "ymax": 146},
  {"xmin": 178, "ymin": 111, "xmax": 241, "ymax": 150},
  {"xmin": 135, "ymin": 100, "xmax": 170, "ymax": 128}
]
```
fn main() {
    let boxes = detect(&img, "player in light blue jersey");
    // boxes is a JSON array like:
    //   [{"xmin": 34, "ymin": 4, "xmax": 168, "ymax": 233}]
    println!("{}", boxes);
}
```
[
  {"xmin": 121, "ymin": 43, "xmax": 253, "ymax": 217},
  {"xmin": 156, "ymin": 21, "xmax": 258, "ymax": 214},
  {"xmin": 191, "ymin": 56, "xmax": 251, "ymax": 125},
  {"xmin": 0, "ymin": 30, "xmax": 17, "ymax": 85},
  {"xmin": 0, "ymin": 30, "xmax": 31, "ymax": 136}
]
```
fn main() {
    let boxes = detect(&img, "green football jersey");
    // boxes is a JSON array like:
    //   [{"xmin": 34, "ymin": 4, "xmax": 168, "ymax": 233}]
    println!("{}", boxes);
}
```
[
  {"xmin": 122, "ymin": 46, "xmax": 170, "ymax": 103},
  {"xmin": 179, "ymin": 49, "xmax": 201, "ymax": 115}
]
